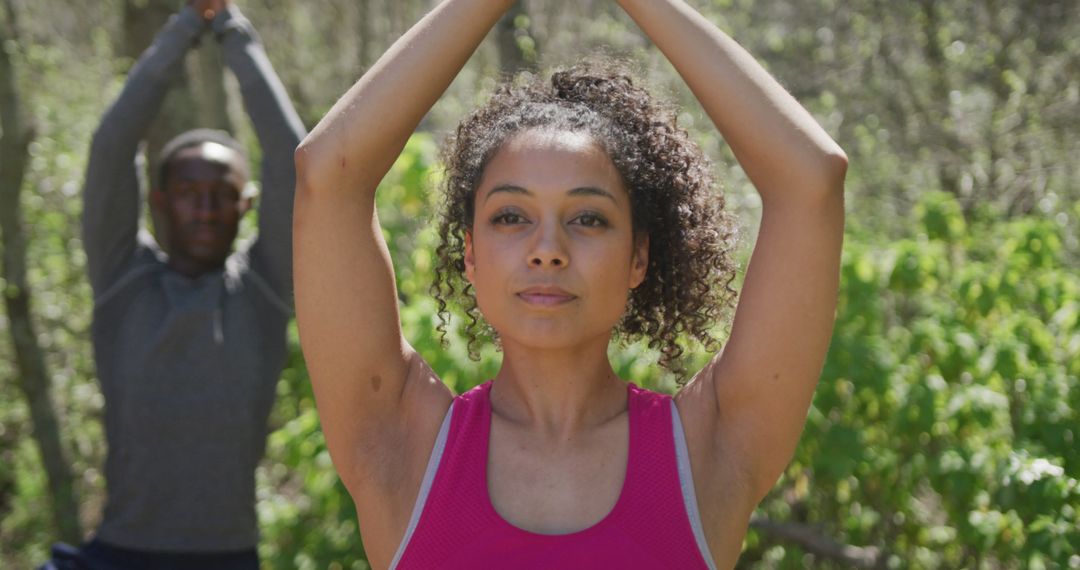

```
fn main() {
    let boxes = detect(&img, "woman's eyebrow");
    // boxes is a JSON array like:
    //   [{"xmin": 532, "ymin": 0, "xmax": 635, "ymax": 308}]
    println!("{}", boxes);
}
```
[
  {"xmin": 567, "ymin": 186, "xmax": 616, "ymax": 202},
  {"xmin": 483, "ymin": 184, "xmax": 529, "ymax": 204},
  {"xmin": 483, "ymin": 184, "xmax": 617, "ymax": 204}
]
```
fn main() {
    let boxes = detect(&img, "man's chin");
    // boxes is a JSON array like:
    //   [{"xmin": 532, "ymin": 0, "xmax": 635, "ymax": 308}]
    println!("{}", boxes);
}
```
[
  {"xmin": 195, "ymin": 252, "xmax": 231, "ymax": 268},
  {"xmin": 175, "ymin": 246, "xmax": 231, "ymax": 270}
]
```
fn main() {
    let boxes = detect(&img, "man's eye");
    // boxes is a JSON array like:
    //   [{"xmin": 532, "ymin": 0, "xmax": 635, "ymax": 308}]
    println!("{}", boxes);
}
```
[
  {"xmin": 213, "ymin": 185, "xmax": 240, "ymax": 202},
  {"xmin": 218, "ymin": 190, "xmax": 240, "ymax": 202}
]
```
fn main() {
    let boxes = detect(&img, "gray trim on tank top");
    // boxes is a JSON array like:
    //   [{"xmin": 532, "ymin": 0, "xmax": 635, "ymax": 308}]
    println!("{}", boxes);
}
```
[
  {"xmin": 388, "ymin": 398, "xmax": 716, "ymax": 569},
  {"xmin": 388, "ymin": 401, "xmax": 455, "ymax": 570},
  {"xmin": 672, "ymin": 400, "xmax": 719, "ymax": 569}
]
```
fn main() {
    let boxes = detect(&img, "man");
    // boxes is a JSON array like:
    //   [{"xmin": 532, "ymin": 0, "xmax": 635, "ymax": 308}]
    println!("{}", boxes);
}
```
[{"xmin": 45, "ymin": 0, "xmax": 304, "ymax": 567}]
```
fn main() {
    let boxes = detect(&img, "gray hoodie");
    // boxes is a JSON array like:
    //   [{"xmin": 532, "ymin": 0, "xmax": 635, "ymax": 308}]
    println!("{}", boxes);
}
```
[{"xmin": 81, "ymin": 5, "xmax": 304, "ymax": 552}]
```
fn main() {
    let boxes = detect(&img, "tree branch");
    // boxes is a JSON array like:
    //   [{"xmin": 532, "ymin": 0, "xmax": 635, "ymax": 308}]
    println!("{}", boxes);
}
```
[{"xmin": 750, "ymin": 517, "xmax": 884, "ymax": 568}]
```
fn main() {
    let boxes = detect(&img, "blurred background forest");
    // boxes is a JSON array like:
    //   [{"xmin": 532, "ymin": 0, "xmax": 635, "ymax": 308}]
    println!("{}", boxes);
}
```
[{"xmin": 1, "ymin": 0, "xmax": 1078, "ymax": 568}]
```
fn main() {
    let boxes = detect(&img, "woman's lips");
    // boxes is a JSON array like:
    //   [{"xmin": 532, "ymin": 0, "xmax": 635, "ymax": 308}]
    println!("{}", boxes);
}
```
[{"xmin": 517, "ymin": 288, "xmax": 577, "ymax": 306}]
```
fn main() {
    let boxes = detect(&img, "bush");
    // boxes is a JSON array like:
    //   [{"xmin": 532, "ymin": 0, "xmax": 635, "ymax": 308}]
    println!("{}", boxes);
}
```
[{"xmin": 748, "ymin": 192, "xmax": 1079, "ymax": 567}]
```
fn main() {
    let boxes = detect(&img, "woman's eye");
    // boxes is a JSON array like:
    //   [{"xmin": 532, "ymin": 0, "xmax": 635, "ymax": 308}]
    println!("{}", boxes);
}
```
[
  {"xmin": 492, "ymin": 212, "xmax": 526, "ymax": 225},
  {"xmin": 574, "ymin": 213, "xmax": 608, "ymax": 228}
]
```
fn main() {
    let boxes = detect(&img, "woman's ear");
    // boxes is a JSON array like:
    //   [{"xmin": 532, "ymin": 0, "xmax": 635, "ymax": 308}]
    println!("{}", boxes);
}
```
[
  {"xmin": 629, "ymin": 234, "xmax": 649, "ymax": 289},
  {"xmin": 464, "ymin": 230, "xmax": 475, "ymax": 284}
]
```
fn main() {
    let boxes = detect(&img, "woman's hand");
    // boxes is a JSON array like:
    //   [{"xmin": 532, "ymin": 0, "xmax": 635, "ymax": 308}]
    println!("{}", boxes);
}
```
[{"xmin": 189, "ymin": 0, "xmax": 228, "ymax": 22}]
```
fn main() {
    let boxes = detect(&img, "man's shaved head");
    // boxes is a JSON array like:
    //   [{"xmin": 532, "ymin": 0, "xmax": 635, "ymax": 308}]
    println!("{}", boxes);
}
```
[{"xmin": 158, "ymin": 128, "xmax": 250, "ymax": 190}]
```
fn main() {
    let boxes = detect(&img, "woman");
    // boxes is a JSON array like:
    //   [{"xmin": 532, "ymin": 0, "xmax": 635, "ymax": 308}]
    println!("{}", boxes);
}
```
[{"xmin": 293, "ymin": 0, "xmax": 846, "ymax": 568}]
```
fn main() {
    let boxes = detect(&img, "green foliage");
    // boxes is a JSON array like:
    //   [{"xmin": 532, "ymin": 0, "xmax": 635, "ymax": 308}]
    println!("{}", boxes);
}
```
[
  {"xmin": 257, "ymin": 328, "xmax": 370, "ymax": 570},
  {"xmin": 3, "ymin": 1, "xmax": 1079, "ymax": 568},
  {"xmin": 746, "ymin": 192, "xmax": 1079, "ymax": 568}
]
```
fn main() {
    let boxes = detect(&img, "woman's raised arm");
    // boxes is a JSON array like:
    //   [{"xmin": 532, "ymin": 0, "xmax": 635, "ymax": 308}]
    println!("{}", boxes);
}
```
[
  {"xmin": 292, "ymin": 0, "xmax": 513, "ymax": 519},
  {"xmin": 618, "ymin": 0, "xmax": 847, "ymax": 520}
]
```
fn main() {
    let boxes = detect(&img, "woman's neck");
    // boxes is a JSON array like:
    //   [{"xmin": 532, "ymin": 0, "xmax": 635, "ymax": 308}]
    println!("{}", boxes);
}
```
[{"xmin": 491, "ymin": 340, "xmax": 628, "ymax": 439}]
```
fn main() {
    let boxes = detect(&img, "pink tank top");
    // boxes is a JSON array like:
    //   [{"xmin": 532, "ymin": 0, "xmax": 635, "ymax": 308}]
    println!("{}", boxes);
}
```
[{"xmin": 390, "ymin": 381, "xmax": 715, "ymax": 569}]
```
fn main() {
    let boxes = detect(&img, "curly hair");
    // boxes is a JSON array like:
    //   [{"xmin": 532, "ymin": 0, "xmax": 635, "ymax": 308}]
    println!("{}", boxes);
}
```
[{"xmin": 431, "ymin": 61, "xmax": 738, "ymax": 375}]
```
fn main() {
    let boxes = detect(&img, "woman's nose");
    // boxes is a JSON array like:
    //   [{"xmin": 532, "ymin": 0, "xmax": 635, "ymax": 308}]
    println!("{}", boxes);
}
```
[{"xmin": 527, "ymin": 222, "xmax": 569, "ymax": 268}]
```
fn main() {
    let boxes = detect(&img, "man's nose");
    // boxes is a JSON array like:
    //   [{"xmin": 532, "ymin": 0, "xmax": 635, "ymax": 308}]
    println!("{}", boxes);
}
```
[{"xmin": 194, "ymin": 190, "xmax": 221, "ymax": 217}]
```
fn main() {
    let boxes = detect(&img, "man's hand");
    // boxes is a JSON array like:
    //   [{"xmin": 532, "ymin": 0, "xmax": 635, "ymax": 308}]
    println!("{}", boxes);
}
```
[{"xmin": 189, "ymin": 0, "xmax": 228, "ymax": 22}]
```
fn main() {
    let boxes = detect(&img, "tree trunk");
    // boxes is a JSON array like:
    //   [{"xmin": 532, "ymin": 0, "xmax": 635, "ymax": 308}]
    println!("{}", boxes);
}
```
[
  {"xmin": 192, "ymin": 36, "xmax": 233, "ymax": 131},
  {"xmin": 357, "ymin": 0, "xmax": 372, "ymax": 69},
  {"xmin": 497, "ymin": 0, "xmax": 539, "ymax": 75},
  {"xmin": 358, "ymin": 0, "xmax": 386, "ymax": 71},
  {"xmin": 123, "ymin": 0, "xmax": 198, "ymax": 170},
  {"xmin": 917, "ymin": 0, "xmax": 961, "ymax": 199},
  {"xmin": 0, "ymin": 0, "xmax": 82, "ymax": 545}
]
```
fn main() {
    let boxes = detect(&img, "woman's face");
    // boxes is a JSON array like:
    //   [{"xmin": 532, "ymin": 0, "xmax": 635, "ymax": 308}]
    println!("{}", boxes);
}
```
[{"xmin": 465, "ymin": 129, "xmax": 648, "ymax": 353}]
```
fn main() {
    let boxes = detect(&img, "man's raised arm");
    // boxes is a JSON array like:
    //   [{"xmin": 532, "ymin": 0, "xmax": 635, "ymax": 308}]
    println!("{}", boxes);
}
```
[
  {"xmin": 215, "ymin": 4, "xmax": 306, "ymax": 304},
  {"xmin": 82, "ymin": 7, "xmax": 204, "ymax": 295}
]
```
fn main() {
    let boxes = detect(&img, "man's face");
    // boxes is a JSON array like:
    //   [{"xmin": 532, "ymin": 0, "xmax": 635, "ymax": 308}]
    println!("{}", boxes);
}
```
[{"xmin": 152, "ymin": 142, "xmax": 250, "ymax": 276}]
